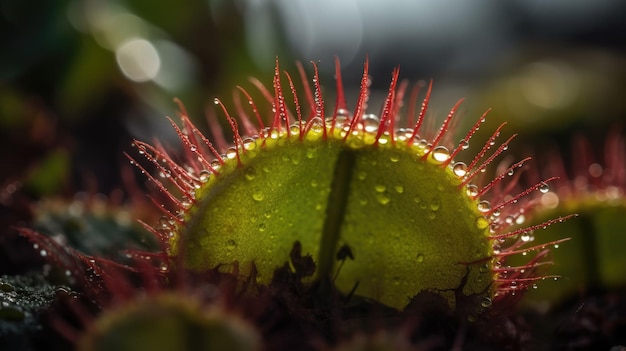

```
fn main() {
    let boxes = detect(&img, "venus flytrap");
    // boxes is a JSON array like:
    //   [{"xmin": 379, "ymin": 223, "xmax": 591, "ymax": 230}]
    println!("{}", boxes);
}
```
[
  {"xmin": 509, "ymin": 129, "xmax": 626, "ymax": 304},
  {"xmin": 15, "ymin": 57, "xmax": 575, "ymax": 350},
  {"xmin": 131, "ymin": 58, "xmax": 571, "ymax": 314}
]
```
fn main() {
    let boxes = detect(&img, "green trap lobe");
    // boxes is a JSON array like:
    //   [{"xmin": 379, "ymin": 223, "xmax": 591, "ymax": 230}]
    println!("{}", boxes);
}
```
[{"xmin": 178, "ymin": 133, "xmax": 493, "ymax": 310}]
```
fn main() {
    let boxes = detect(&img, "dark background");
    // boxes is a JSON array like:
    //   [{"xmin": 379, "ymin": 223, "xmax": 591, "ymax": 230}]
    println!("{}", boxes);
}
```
[{"xmin": 1, "ymin": 0, "xmax": 625, "ymax": 198}]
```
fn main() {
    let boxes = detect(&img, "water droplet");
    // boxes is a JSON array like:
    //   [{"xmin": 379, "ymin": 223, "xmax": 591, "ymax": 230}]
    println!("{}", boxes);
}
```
[
  {"xmin": 459, "ymin": 139, "xmax": 469, "ymax": 150},
  {"xmin": 431, "ymin": 146, "xmax": 450, "ymax": 163},
  {"xmin": 477, "ymin": 200, "xmax": 491, "ymax": 213},
  {"xmin": 309, "ymin": 118, "xmax": 324, "ymax": 134},
  {"xmin": 466, "ymin": 184, "xmax": 479, "ymax": 197},
  {"xmin": 226, "ymin": 239, "xmax": 237, "ymax": 249},
  {"xmin": 389, "ymin": 154, "xmax": 400, "ymax": 163},
  {"xmin": 40, "ymin": 250, "xmax": 47, "ymax": 257},
  {"xmin": 416, "ymin": 254, "xmax": 425, "ymax": 262},
  {"xmin": 507, "ymin": 169, "xmax": 514, "ymax": 176},
  {"xmin": 430, "ymin": 198, "xmax": 441, "ymax": 211},
  {"xmin": 252, "ymin": 191, "xmax": 264, "ymax": 201},
  {"xmin": 453, "ymin": 162, "xmax": 468, "ymax": 177},
  {"xmin": 189, "ymin": 144, "xmax": 197, "ymax": 152},
  {"xmin": 376, "ymin": 193, "xmax": 391, "ymax": 205},
  {"xmin": 258, "ymin": 223, "xmax": 266, "ymax": 232},
  {"xmin": 377, "ymin": 133, "xmax": 390, "ymax": 145},
  {"xmin": 481, "ymin": 297, "xmax": 492, "ymax": 308},
  {"xmin": 181, "ymin": 197, "xmax": 192, "ymax": 209},
  {"xmin": 225, "ymin": 147, "xmax": 237, "ymax": 159},
  {"xmin": 515, "ymin": 214, "xmax": 525, "ymax": 225},
  {"xmin": 159, "ymin": 216, "xmax": 170, "ymax": 229},
  {"xmin": 504, "ymin": 215, "xmax": 514, "ymax": 224},
  {"xmin": 394, "ymin": 184, "xmax": 404, "ymax": 193},
  {"xmin": 362, "ymin": 114, "xmax": 380, "ymax": 133},
  {"xmin": 417, "ymin": 139, "xmax": 429, "ymax": 150},
  {"xmin": 306, "ymin": 147, "xmax": 318, "ymax": 159},
  {"xmin": 374, "ymin": 184, "xmax": 386, "ymax": 193},
  {"xmin": 210, "ymin": 160, "xmax": 221, "ymax": 171},
  {"xmin": 289, "ymin": 124, "xmax": 300, "ymax": 136},
  {"xmin": 475, "ymin": 217, "xmax": 490, "ymax": 229},
  {"xmin": 244, "ymin": 167, "xmax": 256, "ymax": 181},
  {"xmin": 242, "ymin": 137, "xmax": 256, "ymax": 150},
  {"xmin": 479, "ymin": 264, "xmax": 489, "ymax": 273},
  {"xmin": 539, "ymin": 182, "xmax": 550, "ymax": 193},
  {"xmin": 199, "ymin": 170, "xmax": 211, "ymax": 182}
]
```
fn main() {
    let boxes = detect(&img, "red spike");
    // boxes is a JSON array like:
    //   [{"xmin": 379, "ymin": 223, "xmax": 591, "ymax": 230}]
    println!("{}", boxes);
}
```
[
  {"xmin": 125, "ymin": 153, "xmax": 185, "ymax": 209},
  {"xmin": 133, "ymin": 141, "xmax": 197, "ymax": 197},
  {"xmin": 310, "ymin": 61, "xmax": 327, "ymax": 139},
  {"xmin": 489, "ymin": 158, "xmax": 529, "ymax": 205},
  {"xmin": 345, "ymin": 57, "xmax": 370, "ymax": 138},
  {"xmin": 446, "ymin": 108, "xmax": 490, "ymax": 167},
  {"xmin": 374, "ymin": 67, "xmax": 400, "ymax": 145},
  {"xmin": 173, "ymin": 97, "xmax": 189, "ymax": 118},
  {"xmin": 137, "ymin": 218, "xmax": 170, "ymax": 243},
  {"xmin": 249, "ymin": 76, "xmax": 275, "ymax": 104},
  {"xmin": 232, "ymin": 89, "xmax": 258, "ymax": 136},
  {"xmin": 467, "ymin": 122, "xmax": 507, "ymax": 171},
  {"xmin": 489, "ymin": 215, "xmax": 577, "ymax": 241},
  {"xmin": 488, "ymin": 177, "xmax": 558, "ymax": 216},
  {"xmin": 214, "ymin": 98, "xmax": 243, "ymax": 166},
  {"xmin": 151, "ymin": 140, "xmax": 203, "ymax": 192},
  {"xmin": 408, "ymin": 80, "xmax": 433, "ymax": 145},
  {"xmin": 423, "ymin": 98, "xmax": 464, "ymax": 159},
  {"xmin": 272, "ymin": 58, "xmax": 288, "ymax": 134},
  {"xmin": 284, "ymin": 70, "xmax": 304, "ymax": 139},
  {"xmin": 461, "ymin": 132, "xmax": 516, "ymax": 187},
  {"xmin": 406, "ymin": 81, "xmax": 425, "ymax": 128},
  {"xmin": 330, "ymin": 56, "xmax": 347, "ymax": 135},
  {"xmin": 204, "ymin": 107, "xmax": 229, "ymax": 155},
  {"xmin": 296, "ymin": 61, "xmax": 316, "ymax": 122},
  {"xmin": 179, "ymin": 115, "xmax": 223, "ymax": 168},
  {"xmin": 475, "ymin": 157, "xmax": 532, "ymax": 198},
  {"xmin": 236, "ymin": 86, "xmax": 265, "ymax": 130},
  {"xmin": 390, "ymin": 79, "xmax": 409, "ymax": 145},
  {"xmin": 492, "ymin": 260, "xmax": 552, "ymax": 273}
]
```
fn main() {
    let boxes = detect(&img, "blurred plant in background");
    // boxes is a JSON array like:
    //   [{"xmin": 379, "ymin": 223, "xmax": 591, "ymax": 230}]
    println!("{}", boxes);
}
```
[{"xmin": 1, "ymin": 0, "xmax": 626, "ymax": 350}]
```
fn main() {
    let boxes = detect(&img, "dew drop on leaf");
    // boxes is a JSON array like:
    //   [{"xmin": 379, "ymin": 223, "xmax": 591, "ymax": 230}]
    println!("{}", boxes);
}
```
[
  {"xmin": 453, "ymin": 162, "xmax": 468, "ymax": 177},
  {"xmin": 252, "ymin": 191, "xmax": 264, "ymax": 202},
  {"xmin": 481, "ymin": 297, "xmax": 492, "ymax": 308},
  {"xmin": 431, "ymin": 146, "xmax": 450, "ymax": 163},
  {"xmin": 477, "ymin": 200, "xmax": 491, "ymax": 213},
  {"xmin": 466, "ymin": 184, "xmax": 479, "ymax": 197},
  {"xmin": 244, "ymin": 167, "xmax": 256, "ymax": 181},
  {"xmin": 362, "ymin": 114, "xmax": 380, "ymax": 133},
  {"xmin": 376, "ymin": 192, "xmax": 391, "ymax": 205},
  {"xmin": 199, "ymin": 170, "xmax": 211, "ymax": 182}
]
